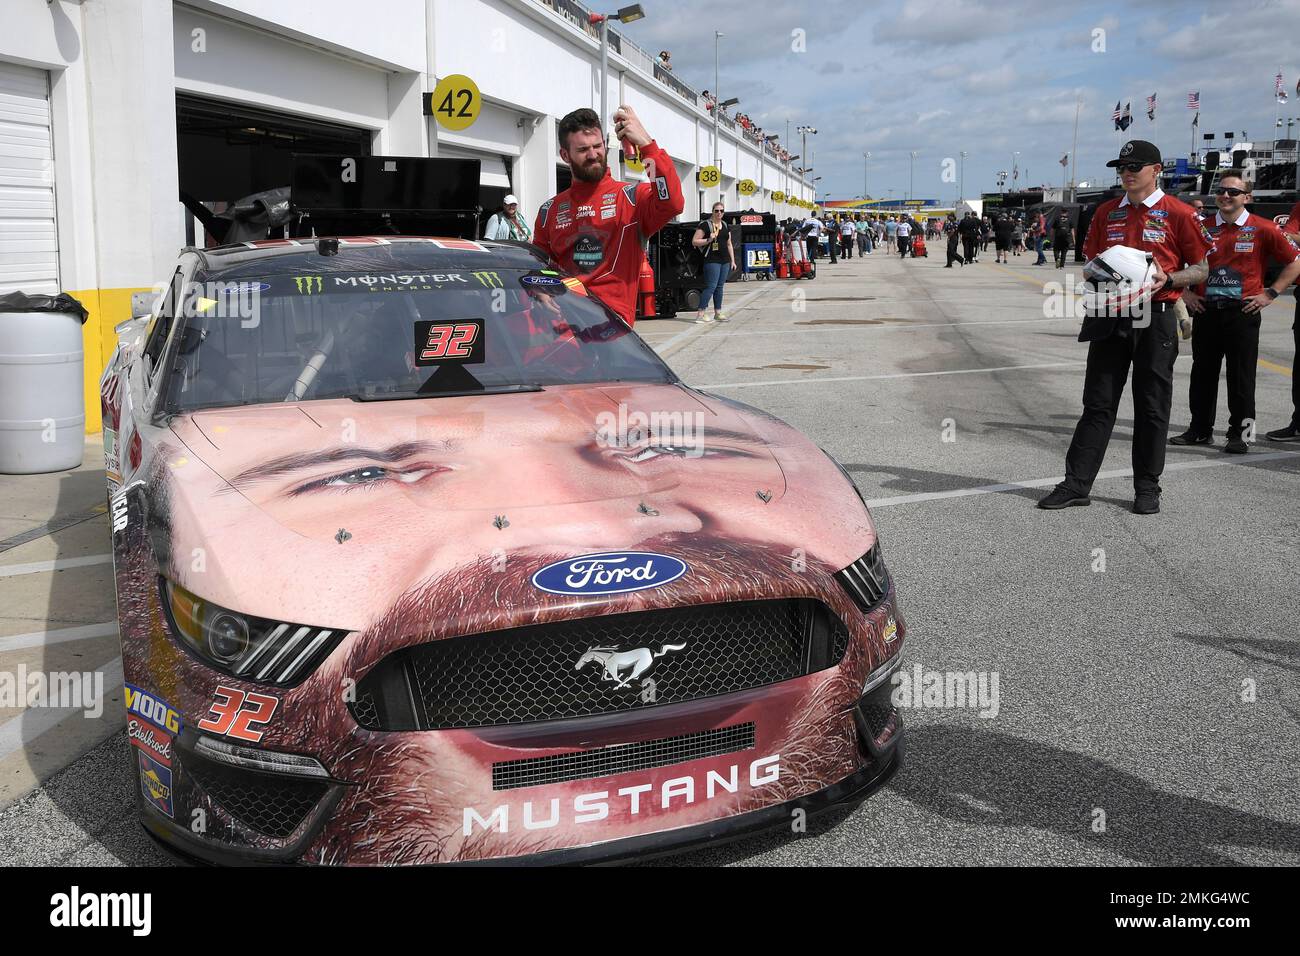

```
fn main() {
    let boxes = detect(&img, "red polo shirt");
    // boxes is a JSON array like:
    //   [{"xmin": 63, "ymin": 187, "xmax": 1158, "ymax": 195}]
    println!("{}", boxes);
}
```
[
  {"xmin": 1194, "ymin": 209, "xmax": 1298, "ymax": 299},
  {"xmin": 1282, "ymin": 200, "xmax": 1300, "ymax": 243},
  {"xmin": 1083, "ymin": 189, "xmax": 1212, "ymax": 302}
]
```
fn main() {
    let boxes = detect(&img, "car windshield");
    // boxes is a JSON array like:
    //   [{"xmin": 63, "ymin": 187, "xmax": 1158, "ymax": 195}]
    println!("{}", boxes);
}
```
[{"xmin": 159, "ymin": 267, "xmax": 673, "ymax": 412}]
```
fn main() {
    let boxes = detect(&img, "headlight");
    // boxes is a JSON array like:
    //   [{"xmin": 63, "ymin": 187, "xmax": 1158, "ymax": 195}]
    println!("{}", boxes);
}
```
[{"xmin": 160, "ymin": 578, "xmax": 344, "ymax": 686}]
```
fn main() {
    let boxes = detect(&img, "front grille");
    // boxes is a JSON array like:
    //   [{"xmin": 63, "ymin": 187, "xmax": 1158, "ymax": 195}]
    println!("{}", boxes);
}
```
[
  {"xmin": 835, "ymin": 543, "xmax": 890, "ymax": 614},
  {"xmin": 183, "ymin": 751, "xmax": 328, "ymax": 840},
  {"xmin": 492, "ymin": 722, "xmax": 756, "ymax": 790},
  {"xmin": 352, "ymin": 599, "xmax": 848, "ymax": 731}
]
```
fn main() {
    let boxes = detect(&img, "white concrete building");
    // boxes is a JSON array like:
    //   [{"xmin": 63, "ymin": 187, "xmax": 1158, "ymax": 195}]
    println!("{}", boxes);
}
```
[{"xmin": 1, "ymin": 0, "xmax": 812, "ymax": 431}]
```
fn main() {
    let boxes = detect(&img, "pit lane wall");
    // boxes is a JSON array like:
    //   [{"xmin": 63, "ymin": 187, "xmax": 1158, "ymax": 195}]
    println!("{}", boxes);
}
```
[{"xmin": 4, "ymin": 0, "xmax": 807, "ymax": 434}]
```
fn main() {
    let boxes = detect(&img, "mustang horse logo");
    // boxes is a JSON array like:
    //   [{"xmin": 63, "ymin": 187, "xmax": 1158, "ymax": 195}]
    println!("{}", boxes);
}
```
[{"xmin": 576, "ymin": 643, "xmax": 687, "ymax": 689}]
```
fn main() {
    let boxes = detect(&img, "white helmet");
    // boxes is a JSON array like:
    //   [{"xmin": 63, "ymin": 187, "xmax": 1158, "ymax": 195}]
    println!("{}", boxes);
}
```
[{"xmin": 1080, "ymin": 245, "xmax": 1157, "ymax": 316}]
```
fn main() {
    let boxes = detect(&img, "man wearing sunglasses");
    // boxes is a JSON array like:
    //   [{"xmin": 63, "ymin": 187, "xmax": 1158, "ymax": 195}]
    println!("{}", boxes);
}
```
[
  {"xmin": 1039, "ymin": 140, "xmax": 1210, "ymax": 515},
  {"xmin": 1173, "ymin": 175, "xmax": 1300, "ymax": 453},
  {"xmin": 1264, "ymin": 197, "xmax": 1300, "ymax": 443}
]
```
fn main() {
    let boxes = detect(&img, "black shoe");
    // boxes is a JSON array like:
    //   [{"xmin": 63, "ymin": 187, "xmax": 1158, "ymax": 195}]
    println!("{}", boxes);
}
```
[
  {"xmin": 1264, "ymin": 424, "xmax": 1300, "ymax": 442},
  {"xmin": 1224, "ymin": 437, "xmax": 1248, "ymax": 454},
  {"xmin": 1169, "ymin": 430, "xmax": 1212, "ymax": 446},
  {"xmin": 1133, "ymin": 491, "xmax": 1161, "ymax": 515},
  {"xmin": 1038, "ymin": 485, "xmax": 1091, "ymax": 510}
]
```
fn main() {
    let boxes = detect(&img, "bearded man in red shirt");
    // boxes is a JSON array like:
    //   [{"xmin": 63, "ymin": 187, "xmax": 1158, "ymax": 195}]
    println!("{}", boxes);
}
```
[{"xmin": 533, "ymin": 106, "xmax": 684, "ymax": 326}]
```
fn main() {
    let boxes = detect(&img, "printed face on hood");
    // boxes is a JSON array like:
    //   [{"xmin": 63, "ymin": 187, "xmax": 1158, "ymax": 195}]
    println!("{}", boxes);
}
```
[{"xmin": 159, "ymin": 388, "xmax": 868, "ymax": 628}]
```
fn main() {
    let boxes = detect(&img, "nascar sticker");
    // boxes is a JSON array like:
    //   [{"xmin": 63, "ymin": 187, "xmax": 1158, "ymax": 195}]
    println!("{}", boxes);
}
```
[{"xmin": 138, "ymin": 750, "xmax": 174, "ymax": 818}]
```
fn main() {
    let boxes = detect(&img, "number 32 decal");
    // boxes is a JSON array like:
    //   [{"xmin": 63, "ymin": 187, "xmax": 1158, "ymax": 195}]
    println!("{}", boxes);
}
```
[{"xmin": 198, "ymin": 686, "xmax": 279, "ymax": 743}]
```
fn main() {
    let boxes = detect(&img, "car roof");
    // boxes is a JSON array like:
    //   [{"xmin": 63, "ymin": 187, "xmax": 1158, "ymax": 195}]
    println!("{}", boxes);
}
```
[{"xmin": 195, "ymin": 236, "xmax": 547, "ymax": 279}]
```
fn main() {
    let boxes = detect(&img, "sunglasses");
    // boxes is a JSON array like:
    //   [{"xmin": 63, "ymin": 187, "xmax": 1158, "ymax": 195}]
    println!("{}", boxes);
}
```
[
  {"xmin": 1214, "ymin": 187, "xmax": 1247, "ymax": 197},
  {"xmin": 1115, "ymin": 162, "xmax": 1150, "ymax": 174}
]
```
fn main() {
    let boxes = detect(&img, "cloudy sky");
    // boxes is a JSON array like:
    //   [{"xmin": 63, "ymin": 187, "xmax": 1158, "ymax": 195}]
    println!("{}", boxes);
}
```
[{"xmin": 629, "ymin": 0, "xmax": 1300, "ymax": 202}]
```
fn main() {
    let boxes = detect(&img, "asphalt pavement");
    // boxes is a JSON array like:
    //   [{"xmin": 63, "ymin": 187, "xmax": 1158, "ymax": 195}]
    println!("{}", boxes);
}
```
[{"xmin": 2, "ymin": 244, "xmax": 1297, "ymax": 866}]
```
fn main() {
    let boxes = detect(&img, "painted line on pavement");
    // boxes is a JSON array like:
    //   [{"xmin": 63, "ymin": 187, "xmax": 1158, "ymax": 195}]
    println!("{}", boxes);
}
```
[
  {"xmin": 0, "ymin": 554, "xmax": 113, "ymax": 579},
  {"xmin": 0, "ymin": 622, "xmax": 119, "ymax": 654},
  {"xmin": 653, "ymin": 281, "xmax": 785, "ymax": 359},
  {"xmin": 696, "ymin": 360, "xmax": 1086, "ymax": 390},
  {"xmin": 639, "ymin": 315, "xmax": 1077, "ymax": 339},
  {"xmin": 0, "ymin": 657, "xmax": 123, "ymax": 762},
  {"xmin": 860, "ymin": 450, "xmax": 1300, "ymax": 509}
]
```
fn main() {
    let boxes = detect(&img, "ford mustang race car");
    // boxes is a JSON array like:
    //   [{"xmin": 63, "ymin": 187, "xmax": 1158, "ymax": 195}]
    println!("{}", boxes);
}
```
[{"xmin": 102, "ymin": 235, "xmax": 905, "ymax": 864}]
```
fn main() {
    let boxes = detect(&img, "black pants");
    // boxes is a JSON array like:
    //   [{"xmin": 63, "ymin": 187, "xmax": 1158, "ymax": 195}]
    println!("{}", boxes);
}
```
[
  {"xmin": 898, "ymin": 236, "xmax": 911, "ymax": 257},
  {"xmin": 946, "ymin": 238, "xmax": 962, "ymax": 266},
  {"xmin": 1188, "ymin": 301, "xmax": 1261, "ymax": 438},
  {"xmin": 1053, "ymin": 236, "xmax": 1070, "ymax": 268},
  {"xmin": 1063, "ymin": 305, "xmax": 1179, "ymax": 495},
  {"xmin": 807, "ymin": 237, "xmax": 819, "ymax": 260},
  {"xmin": 961, "ymin": 236, "xmax": 976, "ymax": 262},
  {"xmin": 841, "ymin": 234, "xmax": 853, "ymax": 258},
  {"xmin": 826, "ymin": 235, "xmax": 837, "ymax": 263}
]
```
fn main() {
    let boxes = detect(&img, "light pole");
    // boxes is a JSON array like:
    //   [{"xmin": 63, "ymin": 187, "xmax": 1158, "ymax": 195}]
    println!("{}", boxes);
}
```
[
  {"xmin": 713, "ymin": 31, "xmax": 723, "ymax": 171},
  {"xmin": 862, "ymin": 151, "xmax": 871, "ymax": 199},
  {"xmin": 958, "ymin": 150, "xmax": 967, "ymax": 206},
  {"xmin": 908, "ymin": 150, "xmax": 918, "ymax": 201},
  {"xmin": 798, "ymin": 125, "xmax": 817, "ymax": 203},
  {"xmin": 592, "ymin": 6, "xmax": 646, "ymax": 131}
]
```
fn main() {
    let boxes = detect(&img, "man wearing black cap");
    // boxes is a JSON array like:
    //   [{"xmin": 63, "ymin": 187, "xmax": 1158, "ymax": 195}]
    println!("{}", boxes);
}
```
[{"xmin": 1038, "ymin": 140, "xmax": 1211, "ymax": 515}]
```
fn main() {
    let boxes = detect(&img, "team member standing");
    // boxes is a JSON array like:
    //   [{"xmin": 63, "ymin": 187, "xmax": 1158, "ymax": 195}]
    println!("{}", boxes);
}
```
[
  {"xmin": 896, "ymin": 216, "xmax": 913, "ymax": 257},
  {"xmin": 1052, "ymin": 211, "xmax": 1074, "ymax": 269},
  {"xmin": 840, "ymin": 216, "xmax": 856, "ymax": 259},
  {"xmin": 692, "ymin": 201, "xmax": 737, "ymax": 324},
  {"xmin": 802, "ymin": 213, "xmax": 823, "ymax": 261},
  {"xmin": 1264, "ymin": 198, "xmax": 1300, "ymax": 442},
  {"xmin": 959, "ymin": 212, "xmax": 980, "ymax": 264},
  {"xmin": 483, "ymin": 194, "xmax": 532, "ymax": 241},
  {"xmin": 993, "ymin": 213, "xmax": 1013, "ymax": 263},
  {"xmin": 533, "ymin": 105, "xmax": 684, "ymax": 326},
  {"xmin": 1172, "ymin": 175, "xmax": 1300, "ymax": 452},
  {"xmin": 1039, "ymin": 140, "xmax": 1211, "ymax": 515}
]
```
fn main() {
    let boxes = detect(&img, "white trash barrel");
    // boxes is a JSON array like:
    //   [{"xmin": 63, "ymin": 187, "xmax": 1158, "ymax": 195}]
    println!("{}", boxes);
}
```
[{"xmin": 0, "ymin": 292, "xmax": 89, "ymax": 474}]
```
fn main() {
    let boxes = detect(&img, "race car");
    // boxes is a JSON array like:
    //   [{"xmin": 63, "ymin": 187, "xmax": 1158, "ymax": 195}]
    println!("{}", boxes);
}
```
[{"xmin": 102, "ymin": 235, "xmax": 905, "ymax": 864}]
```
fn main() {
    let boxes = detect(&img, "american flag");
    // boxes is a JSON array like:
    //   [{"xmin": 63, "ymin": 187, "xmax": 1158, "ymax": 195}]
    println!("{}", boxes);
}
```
[
  {"xmin": 1277, "ymin": 73, "xmax": 1288, "ymax": 104},
  {"xmin": 1187, "ymin": 90, "xmax": 1200, "ymax": 110},
  {"xmin": 1146, "ymin": 92, "xmax": 1156, "ymax": 121},
  {"xmin": 1112, "ymin": 100, "xmax": 1122, "ymax": 130}
]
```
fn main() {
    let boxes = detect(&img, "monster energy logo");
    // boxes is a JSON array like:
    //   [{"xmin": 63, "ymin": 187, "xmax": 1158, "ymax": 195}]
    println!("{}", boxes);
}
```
[
  {"xmin": 472, "ymin": 271, "xmax": 503, "ymax": 288},
  {"xmin": 295, "ymin": 276, "xmax": 324, "ymax": 294}
]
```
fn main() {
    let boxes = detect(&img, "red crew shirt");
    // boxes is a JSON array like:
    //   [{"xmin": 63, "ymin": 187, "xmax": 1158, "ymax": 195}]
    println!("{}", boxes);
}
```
[
  {"xmin": 1194, "ymin": 209, "xmax": 1298, "ymax": 299},
  {"xmin": 533, "ymin": 140, "xmax": 684, "ymax": 326},
  {"xmin": 1083, "ymin": 189, "xmax": 1212, "ymax": 302}
]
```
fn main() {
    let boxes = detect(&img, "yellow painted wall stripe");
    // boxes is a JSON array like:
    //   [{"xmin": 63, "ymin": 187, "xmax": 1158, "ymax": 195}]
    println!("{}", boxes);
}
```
[
  {"xmin": 1259, "ymin": 357, "xmax": 1292, "ymax": 377},
  {"xmin": 67, "ymin": 287, "xmax": 151, "ymax": 434}
]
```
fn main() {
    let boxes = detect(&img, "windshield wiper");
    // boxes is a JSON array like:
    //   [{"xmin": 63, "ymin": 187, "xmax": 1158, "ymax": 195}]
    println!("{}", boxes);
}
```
[{"xmin": 350, "ymin": 384, "xmax": 544, "ymax": 402}]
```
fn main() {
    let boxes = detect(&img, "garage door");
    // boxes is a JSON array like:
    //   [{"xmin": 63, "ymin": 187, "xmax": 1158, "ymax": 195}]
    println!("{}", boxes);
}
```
[{"xmin": 0, "ymin": 63, "xmax": 58, "ymax": 295}]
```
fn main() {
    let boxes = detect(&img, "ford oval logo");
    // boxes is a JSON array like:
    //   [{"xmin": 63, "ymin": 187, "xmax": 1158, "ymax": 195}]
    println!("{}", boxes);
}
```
[{"xmin": 531, "ymin": 551, "xmax": 688, "ymax": 596}]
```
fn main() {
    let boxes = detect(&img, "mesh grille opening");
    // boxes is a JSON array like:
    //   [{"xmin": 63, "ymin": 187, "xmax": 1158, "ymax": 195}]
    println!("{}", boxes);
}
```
[
  {"xmin": 352, "ymin": 599, "xmax": 848, "ymax": 731},
  {"xmin": 183, "ymin": 751, "xmax": 328, "ymax": 840},
  {"xmin": 492, "ymin": 723, "xmax": 756, "ymax": 790}
]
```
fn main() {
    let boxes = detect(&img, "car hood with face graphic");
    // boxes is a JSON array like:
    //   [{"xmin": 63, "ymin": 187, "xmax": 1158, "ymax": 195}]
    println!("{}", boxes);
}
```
[{"xmin": 159, "ymin": 382, "xmax": 876, "ymax": 632}]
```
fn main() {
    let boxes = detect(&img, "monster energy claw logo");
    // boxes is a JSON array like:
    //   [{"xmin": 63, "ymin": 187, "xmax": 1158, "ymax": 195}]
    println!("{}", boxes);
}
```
[
  {"xmin": 472, "ymin": 271, "xmax": 503, "ymax": 288},
  {"xmin": 295, "ymin": 276, "xmax": 324, "ymax": 294}
]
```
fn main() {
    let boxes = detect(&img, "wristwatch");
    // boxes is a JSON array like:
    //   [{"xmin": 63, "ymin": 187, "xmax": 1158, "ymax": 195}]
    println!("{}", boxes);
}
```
[
  {"xmin": 1161, "ymin": 275, "xmax": 1175, "ymax": 293},
  {"xmin": 1264, "ymin": 287, "xmax": 1280, "ymax": 300}
]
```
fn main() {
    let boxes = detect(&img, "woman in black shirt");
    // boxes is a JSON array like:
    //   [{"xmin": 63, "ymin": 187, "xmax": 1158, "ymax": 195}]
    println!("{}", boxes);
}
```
[{"xmin": 692, "ymin": 202, "xmax": 736, "ymax": 323}]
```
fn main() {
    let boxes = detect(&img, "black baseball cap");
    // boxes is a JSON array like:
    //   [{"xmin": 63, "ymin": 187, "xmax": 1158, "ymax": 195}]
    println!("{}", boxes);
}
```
[{"xmin": 1106, "ymin": 140, "xmax": 1162, "ymax": 167}]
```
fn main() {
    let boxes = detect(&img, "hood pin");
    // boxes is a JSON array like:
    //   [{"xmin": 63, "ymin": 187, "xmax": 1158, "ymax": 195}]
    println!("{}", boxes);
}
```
[
  {"xmin": 637, "ymin": 502, "xmax": 660, "ymax": 516},
  {"xmin": 493, "ymin": 515, "xmax": 510, "ymax": 530},
  {"xmin": 335, "ymin": 528, "xmax": 352, "ymax": 544},
  {"xmin": 756, "ymin": 490, "xmax": 773, "ymax": 503}
]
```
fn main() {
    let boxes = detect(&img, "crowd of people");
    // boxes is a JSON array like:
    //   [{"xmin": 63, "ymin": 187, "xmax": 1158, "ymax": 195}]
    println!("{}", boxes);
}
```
[{"xmin": 776, "ymin": 210, "xmax": 938, "ymax": 263}]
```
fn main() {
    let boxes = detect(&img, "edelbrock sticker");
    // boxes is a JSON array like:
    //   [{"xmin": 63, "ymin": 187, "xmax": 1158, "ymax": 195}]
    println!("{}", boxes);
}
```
[{"xmin": 531, "ymin": 552, "xmax": 688, "ymax": 596}]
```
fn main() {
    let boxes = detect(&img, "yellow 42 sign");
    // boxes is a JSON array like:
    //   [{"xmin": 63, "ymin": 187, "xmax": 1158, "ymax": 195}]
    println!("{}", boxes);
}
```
[
  {"xmin": 698, "ymin": 166, "xmax": 721, "ymax": 187},
  {"xmin": 738, "ymin": 179, "xmax": 757, "ymax": 196},
  {"xmin": 426, "ymin": 74, "xmax": 481, "ymax": 131}
]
